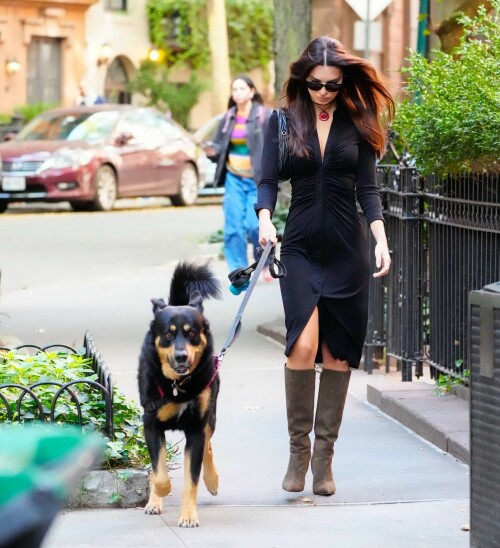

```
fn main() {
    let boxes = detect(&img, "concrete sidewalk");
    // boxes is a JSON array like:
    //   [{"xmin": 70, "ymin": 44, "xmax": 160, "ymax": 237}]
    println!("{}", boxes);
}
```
[{"xmin": 42, "ymin": 314, "xmax": 470, "ymax": 548}]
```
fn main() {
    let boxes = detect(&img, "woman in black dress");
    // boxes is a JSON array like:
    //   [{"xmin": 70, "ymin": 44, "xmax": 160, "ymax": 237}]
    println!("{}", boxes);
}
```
[{"xmin": 256, "ymin": 37, "xmax": 393, "ymax": 496}]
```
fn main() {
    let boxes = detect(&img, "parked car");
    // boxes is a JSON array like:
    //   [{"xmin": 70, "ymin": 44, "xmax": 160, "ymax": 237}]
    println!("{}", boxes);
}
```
[
  {"xmin": 194, "ymin": 113, "xmax": 224, "ymax": 196},
  {"xmin": 0, "ymin": 105, "xmax": 210, "ymax": 212}
]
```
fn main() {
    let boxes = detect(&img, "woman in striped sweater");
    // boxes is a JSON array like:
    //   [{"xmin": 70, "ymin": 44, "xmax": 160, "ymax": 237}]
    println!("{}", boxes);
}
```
[{"xmin": 205, "ymin": 75, "xmax": 271, "ymax": 278}]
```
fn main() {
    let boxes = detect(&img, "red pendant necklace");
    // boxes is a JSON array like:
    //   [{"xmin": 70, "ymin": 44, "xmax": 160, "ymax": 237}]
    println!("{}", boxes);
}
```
[{"xmin": 312, "ymin": 101, "xmax": 335, "ymax": 121}]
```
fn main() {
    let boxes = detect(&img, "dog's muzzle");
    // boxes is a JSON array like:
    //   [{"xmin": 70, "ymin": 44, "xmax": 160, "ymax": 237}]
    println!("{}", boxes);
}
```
[{"xmin": 173, "ymin": 351, "xmax": 190, "ymax": 376}]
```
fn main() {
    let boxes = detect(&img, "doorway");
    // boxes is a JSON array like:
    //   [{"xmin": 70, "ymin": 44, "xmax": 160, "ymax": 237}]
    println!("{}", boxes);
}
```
[
  {"xmin": 104, "ymin": 56, "xmax": 132, "ymax": 104},
  {"xmin": 27, "ymin": 37, "xmax": 62, "ymax": 105}
]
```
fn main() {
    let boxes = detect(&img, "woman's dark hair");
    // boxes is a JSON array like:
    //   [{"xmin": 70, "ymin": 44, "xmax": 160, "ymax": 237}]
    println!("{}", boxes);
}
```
[
  {"xmin": 227, "ymin": 74, "xmax": 264, "ymax": 109},
  {"xmin": 280, "ymin": 36, "xmax": 394, "ymax": 158}
]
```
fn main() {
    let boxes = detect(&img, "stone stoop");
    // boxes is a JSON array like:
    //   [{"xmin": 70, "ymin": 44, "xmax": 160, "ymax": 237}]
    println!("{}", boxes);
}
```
[{"xmin": 366, "ymin": 375, "xmax": 470, "ymax": 465}]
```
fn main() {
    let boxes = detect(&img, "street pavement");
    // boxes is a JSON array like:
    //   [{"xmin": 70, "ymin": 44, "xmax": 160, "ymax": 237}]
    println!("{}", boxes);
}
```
[{"xmin": 0, "ymin": 236, "xmax": 470, "ymax": 547}]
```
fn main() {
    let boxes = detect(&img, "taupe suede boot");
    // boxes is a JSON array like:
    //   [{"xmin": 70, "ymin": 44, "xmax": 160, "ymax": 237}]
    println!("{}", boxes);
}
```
[
  {"xmin": 282, "ymin": 367, "xmax": 316, "ymax": 492},
  {"xmin": 311, "ymin": 369, "xmax": 351, "ymax": 496}
]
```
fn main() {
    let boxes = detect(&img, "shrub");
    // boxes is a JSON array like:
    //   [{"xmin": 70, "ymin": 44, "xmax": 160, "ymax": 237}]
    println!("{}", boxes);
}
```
[
  {"xmin": 393, "ymin": 2, "xmax": 500, "ymax": 176},
  {"xmin": 15, "ymin": 103, "xmax": 56, "ymax": 124},
  {"xmin": 0, "ymin": 349, "xmax": 178, "ymax": 469},
  {"xmin": 128, "ymin": 60, "xmax": 205, "ymax": 127}
]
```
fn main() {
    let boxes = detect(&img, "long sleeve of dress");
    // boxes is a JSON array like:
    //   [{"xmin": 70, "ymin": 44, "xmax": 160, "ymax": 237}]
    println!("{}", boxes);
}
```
[
  {"xmin": 255, "ymin": 111, "xmax": 280, "ymax": 216},
  {"xmin": 355, "ymin": 140, "xmax": 384, "ymax": 224}
]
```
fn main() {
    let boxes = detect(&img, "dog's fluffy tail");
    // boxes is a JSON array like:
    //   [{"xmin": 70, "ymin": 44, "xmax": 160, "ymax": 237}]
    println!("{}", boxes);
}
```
[{"xmin": 168, "ymin": 262, "xmax": 221, "ymax": 306}]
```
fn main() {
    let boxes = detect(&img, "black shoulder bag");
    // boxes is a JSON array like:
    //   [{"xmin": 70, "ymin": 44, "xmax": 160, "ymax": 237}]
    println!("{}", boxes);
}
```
[{"xmin": 275, "ymin": 108, "xmax": 291, "ymax": 182}]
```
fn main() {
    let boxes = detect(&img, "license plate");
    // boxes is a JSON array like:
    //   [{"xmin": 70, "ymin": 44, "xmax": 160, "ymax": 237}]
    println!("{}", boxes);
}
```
[{"xmin": 2, "ymin": 176, "xmax": 26, "ymax": 191}]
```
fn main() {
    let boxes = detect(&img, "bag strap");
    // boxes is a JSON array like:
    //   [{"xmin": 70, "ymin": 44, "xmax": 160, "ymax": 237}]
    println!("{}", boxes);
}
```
[
  {"xmin": 275, "ymin": 108, "xmax": 289, "ymax": 138},
  {"xmin": 275, "ymin": 108, "xmax": 291, "ymax": 182}
]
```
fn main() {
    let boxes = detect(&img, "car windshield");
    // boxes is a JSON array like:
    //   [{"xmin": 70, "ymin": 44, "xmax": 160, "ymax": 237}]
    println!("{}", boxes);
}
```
[{"xmin": 16, "ymin": 111, "xmax": 121, "ymax": 143}]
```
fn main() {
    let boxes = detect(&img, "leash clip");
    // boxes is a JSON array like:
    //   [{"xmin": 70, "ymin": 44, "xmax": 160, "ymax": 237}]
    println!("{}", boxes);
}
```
[{"xmin": 228, "ymin": 244, "xmax": 286, "ymax": 295}]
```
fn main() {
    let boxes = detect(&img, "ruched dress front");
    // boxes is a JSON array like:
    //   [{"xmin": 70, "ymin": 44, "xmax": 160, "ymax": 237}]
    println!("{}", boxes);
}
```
[{"xmin": 256, "ymin": 107, "xmax": 384, "ymax": 368}]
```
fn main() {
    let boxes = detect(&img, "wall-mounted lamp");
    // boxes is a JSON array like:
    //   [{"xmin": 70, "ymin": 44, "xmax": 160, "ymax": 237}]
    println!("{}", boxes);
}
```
[
  {"xmin": 97, "ymin": 43, "xmax": 113, "ymax": 66},
  {"xmin": 148, "ymin": 48, "xmax": 160, "ymax": 62},
  {"xmin": 5, "ymin": 59, "xmax": 21, "ymax": 75}
]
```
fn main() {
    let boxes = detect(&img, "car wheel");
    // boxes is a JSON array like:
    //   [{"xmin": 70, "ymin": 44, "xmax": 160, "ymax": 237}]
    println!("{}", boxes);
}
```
[
  {"xmin": 171, "ymin": 164, "xmax": 198, "ymax": 207},
  {"xmin": 92, "ymin": 165, "xmax": 117, "ymax": 211},
  {"xmin": 0, "ymin": 201, "xmax": 8, "ymax": 213}
]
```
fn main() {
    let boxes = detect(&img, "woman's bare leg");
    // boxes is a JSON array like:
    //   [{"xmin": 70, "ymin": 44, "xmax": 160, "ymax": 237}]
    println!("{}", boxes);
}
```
[{"xmin": 287, "ymin": 308, "xmax": 319, "ymax": 370}]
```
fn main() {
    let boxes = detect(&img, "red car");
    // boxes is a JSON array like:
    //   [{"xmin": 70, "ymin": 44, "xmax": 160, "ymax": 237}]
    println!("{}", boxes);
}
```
[{"xmin": 0, "ymin": 105, "xmax": 211, "ymax": 212}]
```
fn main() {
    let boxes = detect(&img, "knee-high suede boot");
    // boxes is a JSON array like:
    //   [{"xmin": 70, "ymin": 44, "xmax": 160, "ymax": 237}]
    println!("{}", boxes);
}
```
[
  {"xmin": 282, "ymin": 367, "xmax": 316, "ymax": 492},
  {"xmin": 311, "ymin": 369, "xmax": 351, "ymax": 496}
]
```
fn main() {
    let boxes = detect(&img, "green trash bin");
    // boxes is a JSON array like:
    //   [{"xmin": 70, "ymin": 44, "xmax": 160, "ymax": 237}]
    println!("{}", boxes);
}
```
[{"xmin": 0, "ymin": 424, "xmax": 104, "ymax": 548}]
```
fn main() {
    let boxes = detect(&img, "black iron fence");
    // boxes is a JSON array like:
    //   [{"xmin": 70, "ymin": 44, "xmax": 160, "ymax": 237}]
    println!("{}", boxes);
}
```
[
  {"xmin": 364, "ymin": 167, "xmax": 500, "ymax": 381},
  {"xmin": 0, "ymin": 330, "xmax": 114, "ymax": 437}
]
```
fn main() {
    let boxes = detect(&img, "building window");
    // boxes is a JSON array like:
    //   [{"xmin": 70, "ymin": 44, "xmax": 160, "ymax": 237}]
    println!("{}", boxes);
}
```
[{"xmin": 105, "ymin": 0, "xmax": 127, "ymax": 12}]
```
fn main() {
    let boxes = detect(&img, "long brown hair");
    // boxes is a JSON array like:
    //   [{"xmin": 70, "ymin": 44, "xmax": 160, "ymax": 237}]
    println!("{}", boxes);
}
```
[{"xmin": 280, "ymin": 36, "xmax": 394, "ymax": 158}]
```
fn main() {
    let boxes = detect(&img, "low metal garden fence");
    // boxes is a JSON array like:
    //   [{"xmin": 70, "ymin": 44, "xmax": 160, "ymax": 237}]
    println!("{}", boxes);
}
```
[{"xmin": 0, "ymin": 330, "xmax": 114, "ymax": 438}]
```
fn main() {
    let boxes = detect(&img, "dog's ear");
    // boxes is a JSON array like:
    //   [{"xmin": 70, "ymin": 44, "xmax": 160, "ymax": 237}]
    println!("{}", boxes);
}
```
[
  {"xmin": 151, "ymin": 298, "xmax": 167, "ymax": 313},
  {"xmin": 203, "ymin": 318, "xmax": 211, "ymax": 333},
  {"xmin": 188, "ymin": 290, "xmax": 204, "ymax": 312}
]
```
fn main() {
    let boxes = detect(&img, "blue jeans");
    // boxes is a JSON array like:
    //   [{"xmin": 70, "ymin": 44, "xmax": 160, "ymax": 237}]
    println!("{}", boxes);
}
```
[{"xmin": 223, "ymin": 171, "xmax": 260, "ymax": 271}]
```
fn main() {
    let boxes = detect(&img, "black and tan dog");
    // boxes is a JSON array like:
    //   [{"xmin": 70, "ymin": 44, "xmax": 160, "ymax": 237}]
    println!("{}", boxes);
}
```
[{"xmin": 138, "ymin": 262, "xmax": 221, "ymax": 527}]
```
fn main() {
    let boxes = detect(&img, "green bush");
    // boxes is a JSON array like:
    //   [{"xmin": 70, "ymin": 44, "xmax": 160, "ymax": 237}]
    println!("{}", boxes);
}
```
[
  {"xmin": 128, "ymin": 60, "xmax": 205, "ymax": 127},
  {"xmin": 0, "ymin": 349, "xmax": 178, "ymax": 469},
  {"xmin": 393, "ymin": 2, "xmax": 500, "ymax": 176},
  {"xmin": 15, "ymin": 103, "xmax": 56, "ymax": 124}
]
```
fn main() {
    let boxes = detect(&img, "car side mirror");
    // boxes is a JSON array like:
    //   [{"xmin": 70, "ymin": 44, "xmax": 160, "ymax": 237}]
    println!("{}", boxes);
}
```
[{"xmin": 114, "ymin": 132, "xmax": 134, "ymax": 146}]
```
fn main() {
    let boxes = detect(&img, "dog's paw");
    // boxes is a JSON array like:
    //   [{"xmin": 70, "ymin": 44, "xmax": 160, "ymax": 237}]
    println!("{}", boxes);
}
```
[
  {"xmin": 178, "ymin": 510, "xmax": 199, "ymax": 528},
  {"xmin": 144, "ymin": 503, "xmax": 162, "ymax": 515}
]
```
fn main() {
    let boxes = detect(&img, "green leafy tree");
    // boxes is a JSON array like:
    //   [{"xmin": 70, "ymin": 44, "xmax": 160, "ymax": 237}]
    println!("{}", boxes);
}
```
[
  {"xmin": 145, "ymin": 0, "xmax": 273, "ymax": 74},
  {"xmin": 394, "ymin": 2, "xmax": 500, "ymax": 175}
]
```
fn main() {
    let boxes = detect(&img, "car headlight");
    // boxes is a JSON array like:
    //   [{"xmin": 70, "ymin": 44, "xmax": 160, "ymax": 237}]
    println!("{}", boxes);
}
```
[{"xmin": 38, "ymin": 148, "xmax": 94, "ymax": 172}]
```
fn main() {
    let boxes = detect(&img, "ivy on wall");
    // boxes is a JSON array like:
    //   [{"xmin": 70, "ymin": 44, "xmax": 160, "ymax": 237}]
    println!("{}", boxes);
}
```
[{"xmin": 145, "ymin": 0, "xmax": 274, "ymax": 74}]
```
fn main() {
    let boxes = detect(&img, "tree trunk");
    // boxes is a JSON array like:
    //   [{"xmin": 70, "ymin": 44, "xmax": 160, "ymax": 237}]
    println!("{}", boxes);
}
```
[
  {"xmin": 435, "ymin": 0, "xmax": 493, "ymax": 53},
  {"xmin": 273, "ymin": 0, "xmax": 312, "ymax": 99},
  {"xmin": 207, "ymin": 0, "xmax": 232, "ymax": 114}
]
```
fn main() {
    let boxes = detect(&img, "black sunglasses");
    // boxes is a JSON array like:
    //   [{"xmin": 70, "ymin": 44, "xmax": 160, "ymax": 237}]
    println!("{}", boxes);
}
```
[{"xmin": 305, "ymin": 80, "xmax": 343, "ymax": 92}]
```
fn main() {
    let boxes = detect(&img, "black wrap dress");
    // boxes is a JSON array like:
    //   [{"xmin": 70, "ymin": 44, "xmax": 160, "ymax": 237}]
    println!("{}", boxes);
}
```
[{"xmin": 256, "ymin": 107, "xmax": 384, "ymax": 368}]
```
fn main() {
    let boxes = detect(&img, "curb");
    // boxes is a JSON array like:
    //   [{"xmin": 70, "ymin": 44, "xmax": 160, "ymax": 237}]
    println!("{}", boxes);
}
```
[
  {"xmin": 366, "ymin": 376, "xmax": 470, "ymax": 464},
  {"xmin": 68, "ymin": 469, "xmax": 149, "ymax": 509}
]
